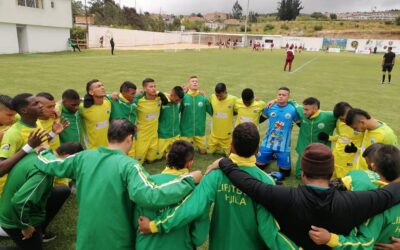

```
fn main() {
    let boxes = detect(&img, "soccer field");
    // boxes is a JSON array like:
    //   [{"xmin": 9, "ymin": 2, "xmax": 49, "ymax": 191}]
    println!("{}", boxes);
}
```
[{"xmin": 0, "ymin": 48, "xmax": 399, "ymax": 249}]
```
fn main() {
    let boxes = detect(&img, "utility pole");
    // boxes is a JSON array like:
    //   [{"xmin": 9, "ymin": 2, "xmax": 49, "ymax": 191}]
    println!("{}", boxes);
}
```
[
  {"xmin": 244, "ymin": 0, "xmax": 250, "ymax": 47},
  {"xmin": 85, "ymin": 0, "xmax": 89, "ymax": 48}
]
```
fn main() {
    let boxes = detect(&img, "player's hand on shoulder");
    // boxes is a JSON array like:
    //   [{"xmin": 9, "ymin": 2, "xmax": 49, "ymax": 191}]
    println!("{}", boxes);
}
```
[
  {"xmin": 190, "ymin": 170, "xmax": 203, "ymax": 184},
  {"xmin": 205, "ymin": 158, "xmax": 223, "ymax": 174}
]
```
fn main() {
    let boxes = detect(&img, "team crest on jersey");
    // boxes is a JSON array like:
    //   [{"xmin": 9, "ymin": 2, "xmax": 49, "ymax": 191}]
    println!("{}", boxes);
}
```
[
  {"xmin": 198, "ymin": 102, "xmax": 204, "ymax": 107},
  {"xmin": 253, "ymin": 109, "xmax": 259, "ymax": 113},
  {"xmin": 353, "ymin": 131, "xmax": 360, "ymax": 136},
  {"xmin": 285, "ymin": 113, "xmax": 292, "ymax": 119},
  {"xmin": 317, "ymin": 123, "xmax": 325, "ymax": 129},
  {"xmin": 270, "ymin": 112, "xmax": 277, "ymax": 117},
  {"xmin": 157, "ymin": 101, "xmax": 161, "ymax": 107},
  {"xmin": 371, "ymin": 138, "xmax": 377, "ymax": 144},
  {"xmin": 106, "ymin": 109, "xmax": 111, "ymax": 114},
  {"xmin": 1, "ymin": 144, "xmax": 10, "ymax": 151},
  {"xmin": 228, "ymin": 104, "xmax": 233, "ymax": 109}
]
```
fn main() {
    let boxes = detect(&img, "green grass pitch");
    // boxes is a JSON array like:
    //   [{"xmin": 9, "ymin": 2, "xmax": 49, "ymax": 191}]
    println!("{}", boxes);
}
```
[{"xmin": 0, "ymin": 48, "xmax": 399, "ymax": 249}]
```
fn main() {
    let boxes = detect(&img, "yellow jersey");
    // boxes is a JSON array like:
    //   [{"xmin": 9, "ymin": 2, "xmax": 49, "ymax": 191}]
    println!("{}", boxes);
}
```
[
  {"xmin": 38, "ymin": 118, "xmax": 60, "ymax": 151},
  {"xmin": 136, "ymin": 96, "xmax": 161, "ymax": 140},
  {"xmin": 234, "ymin": 99, "xmax": 266, "ymax": 126},
  {"xmin": 210, "ymin": 94, "xmax": 236, "ymax": 138},
  {"xmin": 80, "ymin": 99, "xmax": 111, "ymax": 149},
  {"xmin": 357, "ymin": 121, "xmax": 398, "ymax": 170}
]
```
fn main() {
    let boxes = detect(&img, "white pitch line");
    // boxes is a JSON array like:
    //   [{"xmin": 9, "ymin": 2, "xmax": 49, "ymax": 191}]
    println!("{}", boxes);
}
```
[{"xmin": 289, "ymin": 55, "xmax": 321, "ymax": 74}]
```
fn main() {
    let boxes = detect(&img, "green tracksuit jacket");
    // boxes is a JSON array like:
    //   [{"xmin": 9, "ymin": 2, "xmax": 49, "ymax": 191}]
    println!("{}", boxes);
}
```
[
  {"xmin": 107, "ymin": 93, "xmax": 141, "ymax": 125},
  {"xmin": 59, "ymin": 104, "xmax": 83, "ymax": 144},
  {"xmin": 158, "ymin": 102, "xmax": 181, "ymax": 139},
  {"xmin": 0, "ymin": 153, "xmax": 53, "ymax": 230},
  {"xmin": 295, "ymin": 108, "xmax": 336, "ymax": 178},
  {"xmin": 36, "ymin": 147, "xmax": 196, "ymax": 250},
  {"xmin": 135, "ymin": 167, "xmax": 209, "ymax": 250},
  {"xmin": 180, "ymin": 90, "xmax": 212, "ymax": 137},
  {"xmin": 149, "ymin": 154, "xmax": 300, "ymax": 250},
  {"xmin": 326, "ymin": 170, "xmax": 400, "ymax": 249}
]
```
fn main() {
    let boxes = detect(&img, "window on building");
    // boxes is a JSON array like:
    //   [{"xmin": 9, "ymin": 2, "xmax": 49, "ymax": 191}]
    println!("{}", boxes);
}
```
[{"xmin": 17, "ymin": 0, "xmax": 44, "ymax": 8}]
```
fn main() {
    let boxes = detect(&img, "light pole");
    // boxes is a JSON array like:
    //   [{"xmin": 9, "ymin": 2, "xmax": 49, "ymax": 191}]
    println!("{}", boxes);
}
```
[
  {"xmin": 84, "ymin": 0, "xmax": 89, "ymax": 48},
  {"xmin": 244, "ymin": 0, "xmax": 250, "ymax": 47}
]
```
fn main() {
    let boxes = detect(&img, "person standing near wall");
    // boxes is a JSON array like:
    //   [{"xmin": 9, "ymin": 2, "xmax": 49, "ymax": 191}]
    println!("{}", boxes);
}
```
[{"xmin": 110, "ymin": 38, "xmax": 115, "ymax": 55}]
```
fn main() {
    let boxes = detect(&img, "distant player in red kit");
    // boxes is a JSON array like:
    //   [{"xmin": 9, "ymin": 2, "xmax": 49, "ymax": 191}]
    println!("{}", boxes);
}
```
[{"xmin": 284, "ymin": 45, "xmax": 295, "ymax": 72}]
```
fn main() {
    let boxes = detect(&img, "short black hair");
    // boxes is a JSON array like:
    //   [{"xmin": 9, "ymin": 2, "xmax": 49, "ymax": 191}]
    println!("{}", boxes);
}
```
[
  {"xmin": 12, "ymin": 93, "xmax": 33, "ymax": 114},
  {"xmin": 303, "ymin": 97, "xmax": 320, "ymax": 109},
  {"xmin": 107, "ymin": 119, "xmax": 136, "ymax": 143},
  {"xmin": 345, "ymin": 108, "xmax": 371, "ymax": 126},
  {"xmin": 172, "ymin": 86, "xmax": 185, "ymax": 99},
  {"xmin": 120, "ymin": 81, "xmax": 137, "ymax": 93},
  {"xmin": 62, "ymin": 89, "xmax": 80, "ymax": 100},
  {"xmin": 37, "ymin": 92, "xmax": 55, "ymax": 101},
  {"xmin": 56, "ymin": 142, "xmax": 84, "ymax": 156},
  {"xmin": 362, "ymin": 143, "xmax": 384, "ymax": 159},
  {"xmin": 333, "ymin": 102, "xmax": 352, "ymax": 119},
  {"xmin": 372, "ymin": 145, "xmax": 400, "ymax": 182},
  {"xmin": 83, "ymin": 79, "xmax": 100, "ymax": 108},
  {"xmin": 215, "ymin": 83, "xmax": 227, "ymax": 94},
  {"xmin": 142, "ymin": 78, "xmax": 155, "ymax": 87},
  {"xmin": 241, "ymin": 88, "xmax": 254, "ymax": 102},
  {"xmin": 167, "ymin": 140, "xmax": 195, "ymax": 169},
  {"xmin": 189, "ymin": 76, "xmax": 198, "ymax": 79},
  {"xmin": 0, "ymin": 95, "xmax": 14, "ymax": 110},
  {"xmin": 388, "ymin": 47, "xmax": 392, "ymax": 50},
  {"xmin": 278, "ymin": 87, "xmax": 290, "ymax": 92},
  {"xmin": 232, "ymin": 123, "xmax": 260, "ymax": 157}
]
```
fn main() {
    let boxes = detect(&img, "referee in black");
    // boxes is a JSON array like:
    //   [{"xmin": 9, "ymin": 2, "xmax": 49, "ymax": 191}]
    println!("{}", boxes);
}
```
[{"xmin": 382, "ymin": 46, "xmax": 395, "ymax": 84}]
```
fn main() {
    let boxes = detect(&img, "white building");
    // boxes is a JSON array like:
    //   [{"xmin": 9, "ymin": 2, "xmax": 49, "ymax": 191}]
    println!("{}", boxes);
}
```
[{"xmin": 0, "ymin": 0, "xmax": 72, "ymax": 54}]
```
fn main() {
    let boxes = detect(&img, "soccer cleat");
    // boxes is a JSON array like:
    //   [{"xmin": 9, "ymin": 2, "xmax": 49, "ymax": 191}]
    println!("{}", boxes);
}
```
[{"xmin": 42, "ymin": 232, "xmax": 57, "ymax": 243}]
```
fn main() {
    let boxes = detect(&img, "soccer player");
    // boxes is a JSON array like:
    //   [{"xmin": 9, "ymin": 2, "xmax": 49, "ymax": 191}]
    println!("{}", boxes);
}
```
[
  {"xmin": 59, "ymin": 89, "xmax": 82, "ymax": 145},
  {"xmin": 0, "ymin": 142, "xmax": 83, "ymax": 250},
  {"xmin": 0, "ymin": 95, "xmax": 17, "ymax": 142},
  {"xmin": 81, "ymin": 79, "xmax": 111, "ymax": 149},
  {"xmin": 157, "ymin": 86, "xmax": 185, "ymax": 159},
  {"xmin": 257, "ymin": 87, "xmax": 300, "ymax": 177},
  {"xmin": 319, "ymin": 102, "xmax": 364, "ymax": 178},
  {"xmin": 207, "ymin": 83, "xmax": 236, "ymax": 156},
  {"xmin": 309, "ymin": 144, "xmax": 400, "ymax": 249},
  {"xmin": 234, "ymin": 88, "xmax": 265, "ymax": 126},
  {"xmin": 215, "ymin": 143, "xmax": 400, "ymax": 250},
  {"xmin": 135, "ymin": 140, "xmax": 209, "ymax": 250},
  {"xmin": 382, "ymin": 46, "xmax": 395, "ymax": 84},
  {"xmin": 284, "ymin": 45, "xmax": 295, "ymax": 72},
  {"xmin": 107, "ymin": 81, "xmax": 140, "ymax": 158},
  {"xmin": 180, "ymin": 76, "xmax": 212, "ymax": 154},
  {"xmin": 35, "ymin": 119, "xmax": 202, "ymax": 250},
  {"xmin": 139, "ymin": 123, "xmax": 300, "ymax": 250},
  {"xmin": 0, "ymin": 94, "xmax": 49, "ymax": 193},
  {"xmin": 294, "ymin": 97, "xmax": 336, "ymax": 179},
  {"xmin": 135, "ymin": 78, "xmax": 162, "ymax": 163},
  {"xmin": 345, "ymin": 108, "xmax": 398, "ymax": 170}
]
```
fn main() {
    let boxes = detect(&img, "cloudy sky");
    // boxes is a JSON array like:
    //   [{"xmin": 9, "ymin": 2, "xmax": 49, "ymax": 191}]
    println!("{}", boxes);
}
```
[{"xmin": 118, "ymin": 0, "xmax": 400, "ymax": 15}]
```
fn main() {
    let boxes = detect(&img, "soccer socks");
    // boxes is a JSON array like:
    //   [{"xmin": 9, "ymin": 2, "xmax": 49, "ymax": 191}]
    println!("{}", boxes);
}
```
[
  {"xmin": 382, "ymin": 74, "xmax": 386, "ymax": 83},
  {"xmin": 388, "ymin": 74, "xmax": 391, "ymax": 83}
]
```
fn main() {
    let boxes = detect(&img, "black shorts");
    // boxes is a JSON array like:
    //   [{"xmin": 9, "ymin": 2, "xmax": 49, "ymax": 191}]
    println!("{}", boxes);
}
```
[{"xmin": 382, "ymin": 63, "xmax": 393, "ymax": 72}]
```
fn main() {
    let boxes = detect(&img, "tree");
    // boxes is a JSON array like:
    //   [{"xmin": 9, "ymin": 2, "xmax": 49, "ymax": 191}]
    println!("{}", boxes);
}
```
[
  {"xmin": 330, "ymin": 13, "xmax": 337, "ymax": 20},
  {"xmin": 196, "ymin": 13, "xmax": 203, "ymax": 17},
  {"xmin": 396, "ymin": 16, "xmax": 400, "ymax": 26},
  {"xmin": 248, "ymin": 11, "xmax": 258, "ymax": 23},
  {"xmin": 310, "ymin": 12, "xmax": 328, "ymax": 20},
  {"xmin": 232, "ymin": 0, "xmax": 243, "ymax": 19},
  {"xmin": 121, "ymin": 7, "xmax": 144, "ymax": 29},
  {"xmin": 277, "ymin": 0, "xmax": 303, "ymax": 21},
  {"xmin": 71, "ymin": 0, "xmax": 84, "ymax": 21}
]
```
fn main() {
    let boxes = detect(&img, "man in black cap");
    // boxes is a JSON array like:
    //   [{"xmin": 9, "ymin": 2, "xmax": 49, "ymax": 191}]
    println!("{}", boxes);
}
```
[{"xmin": 209, "ymin": 143, "xmax": 400, "ymax": 250}]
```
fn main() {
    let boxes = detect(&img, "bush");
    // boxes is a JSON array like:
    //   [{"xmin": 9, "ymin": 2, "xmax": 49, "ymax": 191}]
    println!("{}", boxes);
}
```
[
  {"xmin": 70, "ymin": 26, "xmax": 86, "ymax": 40},
  {"xmin": 280, "ymin": 24, "xmax": 289, "ymax": 30},
  {"xmin": 339, "ymin": 22, "xmax": 344, "ymax": 26},
  {"xmin": 395, "ymin": 16, "xmax": 400, "ymax": 26},
  {"xmin": 384, "ymin": 20, "xmax": 393, "ymax": 25},
  {"xmin": 240, "ymin": 25, "xmax": 251, "ymax": 32},
  {"xmin": 264, "ymin": 24, "xmax": 275, "ymax": 31},
  {"xmin": 314, "ymin": 25, "xmax": 323, "ymax": 31}
]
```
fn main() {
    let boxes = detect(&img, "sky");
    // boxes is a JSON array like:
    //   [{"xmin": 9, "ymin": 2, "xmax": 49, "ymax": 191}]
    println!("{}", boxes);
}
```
[{"xmin": 118, "ymin": 0, "xmax": 400, "ymax": 15}]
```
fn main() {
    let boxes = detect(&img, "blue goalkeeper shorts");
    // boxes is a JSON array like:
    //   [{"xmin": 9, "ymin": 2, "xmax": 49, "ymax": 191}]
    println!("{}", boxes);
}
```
[{"xmin": 256, "ymin": 148, "xmax": 291, "ymax": 169}]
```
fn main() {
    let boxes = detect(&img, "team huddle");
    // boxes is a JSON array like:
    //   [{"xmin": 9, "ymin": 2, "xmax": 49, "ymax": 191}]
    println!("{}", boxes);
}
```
[{"xmin": 0, "ymin": 75, "xmax": 399, "ymax": 250}]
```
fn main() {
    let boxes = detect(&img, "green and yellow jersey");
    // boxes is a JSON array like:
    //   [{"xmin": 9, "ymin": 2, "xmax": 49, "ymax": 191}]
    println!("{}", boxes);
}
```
[
  {"xmin": 38, "ymin": 117, "xmax": 60, "ymax": 151},
  {"xmin": 210, "ymin": 94, "xmax": 236, "ymax": 139},
  {"xmin": 158, "ymin": 95, "xmax": 180, "ymax": 139},
  {"xmin": 107, "ymin": 93, "xmax": 140, "ymax": 125},
  {"xmin": 234, "ymin": 99, "xmax": 266, "ymax": 126},
  {"xmin": 59, "ymin": 104, "xmax": 83, "ymax": 145},
  {"xmin": 80, "ymin": 99, "xmax": 111, "ymax": 149},
  {"xmin": 136, "ymin": 96, "xmax": 161, "ymax": 140}
]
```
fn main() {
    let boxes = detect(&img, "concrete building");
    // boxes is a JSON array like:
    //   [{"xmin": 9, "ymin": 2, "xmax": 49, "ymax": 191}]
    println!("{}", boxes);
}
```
[{"xmin": 0, "ymin": 0, "xmax": 72, "ymax": 54}]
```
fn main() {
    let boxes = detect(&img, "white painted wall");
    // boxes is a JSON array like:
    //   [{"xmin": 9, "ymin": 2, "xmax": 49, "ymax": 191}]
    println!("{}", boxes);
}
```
[
  {"xmin": 88, "ymin": 26, "xmax": 186, "ymax": 48},
  {"xmin": 0, "ymin": 0, "xmax": 72, "ymax": 28},
  {"xmin": 25, "ymin": 25, "xmax": 70, "ymax": 53},
  {"xmin": 0, "ymin": 23, "xmax": 19, "ymax": 54}
]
